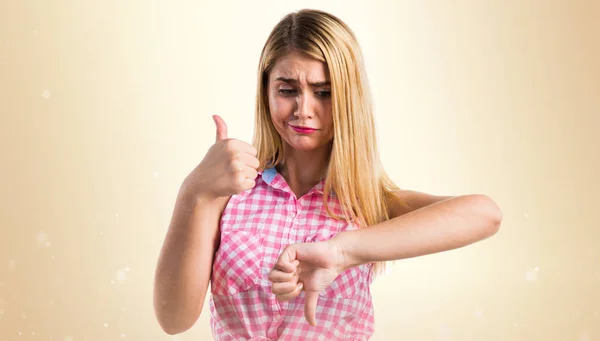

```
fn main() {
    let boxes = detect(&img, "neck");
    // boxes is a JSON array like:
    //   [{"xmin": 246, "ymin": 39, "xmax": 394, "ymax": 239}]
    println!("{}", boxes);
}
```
[{"xmin": 277, "ymin": 143, "xmax": 331, "ymax": 198}]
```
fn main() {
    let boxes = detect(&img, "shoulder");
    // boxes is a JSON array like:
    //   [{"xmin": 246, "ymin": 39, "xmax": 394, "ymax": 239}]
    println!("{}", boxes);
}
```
[{"xmin": 387, "ymin": 189, "xmax": 455, "ymax": 218}]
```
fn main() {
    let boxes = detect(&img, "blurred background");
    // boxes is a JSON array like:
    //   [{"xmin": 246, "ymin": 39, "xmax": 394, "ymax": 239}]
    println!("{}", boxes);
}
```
[{"xmin": 1, "ymin": 0, "xmax": 598, "ymax": 340}]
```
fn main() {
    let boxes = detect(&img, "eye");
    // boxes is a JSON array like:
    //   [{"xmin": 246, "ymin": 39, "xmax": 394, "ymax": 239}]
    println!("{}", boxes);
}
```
[
  {"xmin": 278, "ymin": 88, "xmax": 297, "ymax": 96},
  {"xmin": 315, "ymin": 91, "xmax": 331, "ymax": 98}
]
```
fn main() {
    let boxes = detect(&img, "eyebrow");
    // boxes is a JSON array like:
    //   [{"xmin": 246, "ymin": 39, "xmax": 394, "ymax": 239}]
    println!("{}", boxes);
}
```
[{"xmin": 274, "ymin": 77, "xmax": 331, "ymax": 87}]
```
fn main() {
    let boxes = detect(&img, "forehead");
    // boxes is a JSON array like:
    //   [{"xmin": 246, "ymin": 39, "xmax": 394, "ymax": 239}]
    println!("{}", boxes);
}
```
[{"xmin": 269, "ymin": 51, "xmax": 329, "ymax": 82}]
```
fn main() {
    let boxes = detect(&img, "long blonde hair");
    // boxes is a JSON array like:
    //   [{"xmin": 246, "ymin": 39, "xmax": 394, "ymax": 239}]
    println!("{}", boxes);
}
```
[{"xmin": 252, "ymin": 9, "xmax": 405, "ymax": 276}]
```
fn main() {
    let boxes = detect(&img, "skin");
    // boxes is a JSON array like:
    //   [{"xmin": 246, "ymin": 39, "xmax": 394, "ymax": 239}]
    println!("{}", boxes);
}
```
[
  {"xmin": 153, "ymin": 118, "xmax": 259, "ymax": 335},
  {"xmin": 153, "ymin": 50, "xmax": 503, "ymax": 334},
  {"xmin": 267, "ymin": 50, "xmax": 334, "ymax": 198},
  {"xmin": 266, "ymin": 52, "xmax": 503, "ymax": 327}
]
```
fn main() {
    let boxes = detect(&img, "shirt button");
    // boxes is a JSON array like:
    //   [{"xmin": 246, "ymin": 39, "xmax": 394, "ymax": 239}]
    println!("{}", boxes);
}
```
[{"xmin": 290, "ymin": 211, "xmax": 296, "ymax": 218}]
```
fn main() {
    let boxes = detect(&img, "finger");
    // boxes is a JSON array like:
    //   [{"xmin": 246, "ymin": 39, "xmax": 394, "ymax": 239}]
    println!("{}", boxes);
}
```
[
  {"xmin": 275, "ymin": 282, "xmax": 303, "ymax": 302},
  {"xmin": 239, "ymin": 153, "xmax": 260, "ymax": 171},
  {"xmin": 304, "ymin": 291, "xmax": 319, "ymax": 327},
  {"xmin": 271, "ymin": 280, "xmax": 299, "ymax": 295},
  {"xmin": 243, "ymin": 142, "xmax": 258, "ymax": 157},
  {"xmin": 274, "ymin": 258, "xmax": 299, "ymax": 273},
  {"xmin": 213, "ymin": 114, "xmax": 228, "ymax": 142},
  {"xmin": 228, "ymin": 139, "xmax": 258, "ymax": 156},
  {"xmin": 241, "ymin": 178, "xmax": 256, "ymax": 191},
  {"xmin": 268, "ymin": 268, "xmax": 297, "ymax": 283},
  {"xmin": 241, "ymin": 163, "xmax": 258, "ymax": 181},
  {"xmin": 231, "ymin": 160, "xmax": 258, "ymax": 183}
]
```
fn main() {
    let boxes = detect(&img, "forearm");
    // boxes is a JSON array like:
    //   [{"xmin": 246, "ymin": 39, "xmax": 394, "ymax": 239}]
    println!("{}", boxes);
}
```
[
  {"xmin": 332, "ymin": 194, "xmax": 503, "ymax": 270},
  {"xmin": 154, "ymin": 189, "xmax": 223, "ymax": 334}
]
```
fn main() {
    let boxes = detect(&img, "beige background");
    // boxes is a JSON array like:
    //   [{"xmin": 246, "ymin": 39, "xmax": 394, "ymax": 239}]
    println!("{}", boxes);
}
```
[{"xmin": 1, "ymin": 0, "xmax": 599, "ymax": 340}]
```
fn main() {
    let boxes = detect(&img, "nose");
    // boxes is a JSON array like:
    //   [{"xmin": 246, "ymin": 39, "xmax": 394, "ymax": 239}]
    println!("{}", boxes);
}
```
[{"xmin": 294, "ymin": 93, "xmax": 314, "ymax": 119}]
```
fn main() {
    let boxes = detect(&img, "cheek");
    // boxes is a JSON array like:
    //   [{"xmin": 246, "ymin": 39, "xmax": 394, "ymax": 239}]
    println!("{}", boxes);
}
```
[
  {"xmin": 322, "ymin": 102, "xmax": 333, "ymax": 126},
  {"xmin": 269, "ymin": 97, "xmax": 293, "ymax": 120}
]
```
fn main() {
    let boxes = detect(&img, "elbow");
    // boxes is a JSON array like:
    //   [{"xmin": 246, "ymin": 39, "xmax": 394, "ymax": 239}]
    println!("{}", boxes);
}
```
[
  {"xmin": 490, "ymin": 198, "xmax": 503, "ymax": 234},
  {"xmin": 160, "ymin": 323, "xmax": 185, "ymax": 336},
  {"xmin": 153, "ymin": 297, "xmax": 200, "ymax": 335},
  {"xmin": 483, "ymin": 194, "xmax": 503, "ymax": 236},
  {"xmin": 488, "ymin": 214, "xmax": 502, "ymax": 238},
  {"xmin": 155, "ymin": 309, "xmax": 197, "ymax": 336},
  {"xmin": 471, "ymin": 194, "xmax": 503, "ymax": 238},
  {"xmin": 162, "ymin": 325, "xmax": 190, "ymax": 336}
]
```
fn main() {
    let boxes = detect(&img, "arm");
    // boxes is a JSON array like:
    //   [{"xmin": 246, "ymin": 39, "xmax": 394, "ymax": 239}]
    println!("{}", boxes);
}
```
[
  {"xmin": 153, "ymin": 183, "xmax": 229, "ymax": 335},
  {"xmin": 388, "ymin": 189, "xmax": 455, "ymax": 217},
  {"xmin": 153, "ymin": 114, "xmax": 258, "ymax": 334},
  {"xmin": 332, "ymin": 192, "xmax": 502, "ymax": 270},
  {"xmin": 268, "ymin": 190, "xmax": 502, "ymax": 326}
]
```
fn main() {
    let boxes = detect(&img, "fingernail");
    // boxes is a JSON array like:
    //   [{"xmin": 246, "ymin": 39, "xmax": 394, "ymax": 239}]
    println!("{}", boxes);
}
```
[{"xmin": 297, "ymin": 282, "xmax": 303, "ymax": 290}]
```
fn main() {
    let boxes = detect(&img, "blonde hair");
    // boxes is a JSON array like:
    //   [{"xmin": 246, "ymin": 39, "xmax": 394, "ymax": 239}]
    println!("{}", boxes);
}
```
[{"xmin": 252, "ymin": 9, "xmax": 405, "ymax": 276}]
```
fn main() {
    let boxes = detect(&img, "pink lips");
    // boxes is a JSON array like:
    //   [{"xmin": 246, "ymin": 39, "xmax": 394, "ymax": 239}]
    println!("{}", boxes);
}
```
[{"xmin": 289, "ymin": 124, "xmax": 317, "ymax": 134}]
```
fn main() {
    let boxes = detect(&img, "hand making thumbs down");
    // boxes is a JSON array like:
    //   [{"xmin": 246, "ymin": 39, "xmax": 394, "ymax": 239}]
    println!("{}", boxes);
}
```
[{"xmin": 268, "ymin": 240, "xmax": 347, "ymax": 327}]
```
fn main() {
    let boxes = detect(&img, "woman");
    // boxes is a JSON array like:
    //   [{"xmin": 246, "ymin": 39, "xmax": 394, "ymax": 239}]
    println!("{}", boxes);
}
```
[{"xmin": 154, "ymin": 9, "xmax": 502, "ymax": 340}]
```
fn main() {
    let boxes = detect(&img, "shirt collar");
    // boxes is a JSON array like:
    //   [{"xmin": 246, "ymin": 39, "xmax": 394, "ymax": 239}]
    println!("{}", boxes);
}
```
[{"xmin": 259, "ymin": 166, "xmax": 327, "ymax": 195}]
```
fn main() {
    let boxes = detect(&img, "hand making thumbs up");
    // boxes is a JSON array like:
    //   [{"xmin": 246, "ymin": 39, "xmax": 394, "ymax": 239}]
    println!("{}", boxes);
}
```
[{"xmin": 182, "ymin": 115, "xmax": 260, "ymax": 200}]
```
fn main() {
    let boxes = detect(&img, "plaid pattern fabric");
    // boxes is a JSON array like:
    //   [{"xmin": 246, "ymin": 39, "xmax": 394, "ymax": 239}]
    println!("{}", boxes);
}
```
[{"xmin": 209, "ymin": 167, "xmax": 375, "ymax": 341}]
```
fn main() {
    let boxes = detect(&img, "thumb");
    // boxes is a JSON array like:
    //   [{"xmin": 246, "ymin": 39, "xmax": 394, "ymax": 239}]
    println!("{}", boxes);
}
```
[
  {"xmin": 304, "ymin": 291, "xmax": 319, "ymax": 327},
  {"xmin": 212, "ymin": 114, "xmax": 228, "ymax": 142}
]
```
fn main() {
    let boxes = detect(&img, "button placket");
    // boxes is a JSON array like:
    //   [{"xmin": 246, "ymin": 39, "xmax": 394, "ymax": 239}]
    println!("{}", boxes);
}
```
[
  {"xmin": 267, "ymin": 310, "xmax": 285, "ymax": 339},
  {"xmin": 288, "ymin": 199, "xmax": 302, "ymax": 244},
  {"xmin": 289, "ymin": 196, "xmax": 298, "ymax": 219},
  {"xmin": 284, "ymin": 196, "xmax": 297, "ymax": 242}
]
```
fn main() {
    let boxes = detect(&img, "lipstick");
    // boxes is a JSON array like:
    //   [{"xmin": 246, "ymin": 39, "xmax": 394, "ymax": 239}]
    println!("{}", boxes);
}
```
[{"xmin": 289, "ymin": 125, "xmax": 317, "ymax": 134}]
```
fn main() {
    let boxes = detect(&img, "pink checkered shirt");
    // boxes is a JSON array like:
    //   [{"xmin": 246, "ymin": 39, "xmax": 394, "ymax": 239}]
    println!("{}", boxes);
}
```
[{"xmin": 209, "ymin": 167, "xmax": 375, "ymax": 340}]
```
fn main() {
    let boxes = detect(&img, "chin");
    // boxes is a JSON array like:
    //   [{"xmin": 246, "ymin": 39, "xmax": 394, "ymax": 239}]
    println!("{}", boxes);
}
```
[
  {"xmin": 284, "ymin": 138, "xmax": 330, "ymax": 152},
  {"xmin": 288, "ymin": 143, "xmax": 319, "ymax": 151}
]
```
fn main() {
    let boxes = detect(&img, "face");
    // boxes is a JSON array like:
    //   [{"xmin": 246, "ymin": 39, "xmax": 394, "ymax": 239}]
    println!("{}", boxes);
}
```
[{"xmin": 267, "ymin": 51, "xmax": 333, "ymax": 152}]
